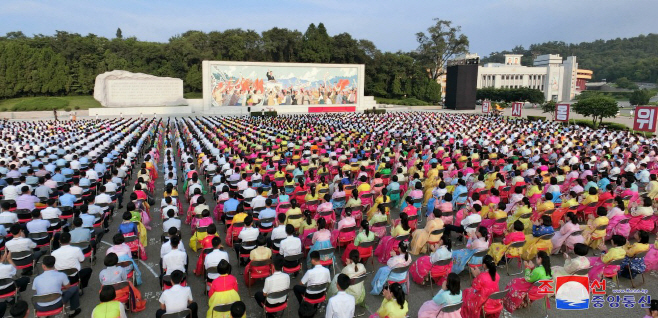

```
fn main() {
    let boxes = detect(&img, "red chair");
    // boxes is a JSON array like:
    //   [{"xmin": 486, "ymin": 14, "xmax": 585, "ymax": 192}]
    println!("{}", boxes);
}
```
[
  {"xmin": 112, "ymin": 281, "xmax": 131, "ymax": 310},
  {"xmin": 0, "ymin": 279, "xmax": 17, "ymax": 303},
  {"xmin": 482, "ymin": 289, "xmax": 509, "ymax": 317},
  {"xmin": 263, "ymin": 289, "xmax": 289, "ymax": 317},
  {"xmin": 336, "ymin": 226, "xmax": 356, "ymax": 252},
  {"xmin": 504, "ymin": 240, "xmax": 526, "ymax": 276},
  {"xmin": 282, "ymin": 254, "xmax": 303, "ymax": 276},
  {"xmin": 356, "ymin": 240, "xmax": 376, "ymax": 269},
  {"xmin": 31, "ymin": 293, "xmax": 65, "ymax": 317},
  {"xmin": 246, "ymin": 259, "xmax": 273, "ymax": 296},
  {"xmin": 301, "ymin": 283, "xmax": 328, "ymax": 306},
  {"xmin": 317, "ymin": 247, "xmax": 336, "ymax": 276},
  {"xmin": 427, "ymin": 259, "xmax": 451, "ymax": 293}
]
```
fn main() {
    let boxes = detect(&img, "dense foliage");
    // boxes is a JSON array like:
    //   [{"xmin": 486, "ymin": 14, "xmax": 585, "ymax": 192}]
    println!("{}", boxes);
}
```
[
  {"xmin": 629, "ymin": 89, "xmax": 653, "ymax": 106},
  {"xmin": 0, "ymin": 22, "xmax": 451, "ymax": 103},
  {"xmin": 572, "ymin": 94, "xmax": 619, "ymax": 126},
  {"xmin": 481, "ymin": 34, "xmax": 658, "ymax": 83},
  {"xmin": 476, "ymin": 87, "xmax": 545, "ymax": 104}
]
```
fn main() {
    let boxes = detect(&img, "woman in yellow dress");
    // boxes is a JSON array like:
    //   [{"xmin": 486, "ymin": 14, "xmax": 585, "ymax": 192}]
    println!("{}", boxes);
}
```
[
  {"xmin": 367, "ymin": 188, "xmax": 391, "ymax": 221},
  {"xmin": 371, "ymin": 283, "xmax": 409, "ymax": 318},
  {"xmin": 508, "ymin": 197, "xmax": 532, "ymax": 234},
  {"xmin": 488, "ymin": 220, "xmax": 527, "ymax": 264},
  {"xmin": 581, "ymin": 206, "xmax": 609, "ymax": 250},
  {"xmin": 409, "ymin": 209, "xmax": 444, "ymax": 255},
  {"xmin": 521, "ymin": 215, "xmax": 555, "ymax": 260}
]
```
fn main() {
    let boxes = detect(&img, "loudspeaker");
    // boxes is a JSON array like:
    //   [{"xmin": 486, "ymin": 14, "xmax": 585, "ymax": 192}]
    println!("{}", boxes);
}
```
[{"xmin": 445, "ymin": 61, "xmax": 478, "ymax": 110}]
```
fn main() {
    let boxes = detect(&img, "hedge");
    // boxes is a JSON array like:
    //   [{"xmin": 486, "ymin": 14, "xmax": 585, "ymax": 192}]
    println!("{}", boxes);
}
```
[
  {"xmin": 526, "ymin": 116, "xmax": 546, "ymax": 121},
  {"xmin": 374, "ymin": 97, "xmax": 431, "ymax": 106},
  {"xmin": 250, "ymin": 111, "xmax": 277, "ymax": 117},
  {"xmin": 571, "ymin": 119, "xmax": 628, "ymax": 131},
  {"xmin": 364, "ymin": 109, "xmax": 386, "ymax": 114}
]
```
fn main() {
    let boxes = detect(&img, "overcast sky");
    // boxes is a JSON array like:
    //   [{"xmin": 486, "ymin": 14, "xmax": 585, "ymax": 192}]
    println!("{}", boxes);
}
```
[{"xmin": 1, "ymin": 0, "xmax": 657, "ymax": 57}]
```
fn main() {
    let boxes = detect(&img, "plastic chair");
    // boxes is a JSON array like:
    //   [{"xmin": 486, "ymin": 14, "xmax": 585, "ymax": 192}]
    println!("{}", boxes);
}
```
[
  {"xmin": 211, "ymin": 302, "xmax": 235, "ymax": 318},
  {"xmin": 428, "ymin": 259, "xmax": 451, "ymax": 293},
  {"xmin": 481, "ymin": 290, "xmax": 509, "ymax": 318},
  {"xmin": 31, "ymin": 293, "xmax": 65, "ymax": 317},
  {"xmin": 301, "ymin": 283, "xmax": 328, "ymax": 306},
  {"xmin": 504, "ymin": 240, "xmax": 526, "ymax": 276},
  {"xmin": 262, "ymin": 289, "xmax": 289, "ymax": 318},
  {"xmin": 247, "ymin": 259, "xmax": 273, "ymax": 296},
  {"xmin": 386, "ymin": 265, "xmax": 410, "ymax": 294},
  {"xmin": 317, "ymin": 247, "xmax": 336, "ymax": 276},
  {"xmin": 437, "ymin": 301, "xmax": 462, "ymax": 316}
]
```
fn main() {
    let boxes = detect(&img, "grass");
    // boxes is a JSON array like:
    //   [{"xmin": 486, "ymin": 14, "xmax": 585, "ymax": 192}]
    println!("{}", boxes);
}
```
[{"xmin": 0, "ymin": 96, "xmax": 101, "ymax": 112}]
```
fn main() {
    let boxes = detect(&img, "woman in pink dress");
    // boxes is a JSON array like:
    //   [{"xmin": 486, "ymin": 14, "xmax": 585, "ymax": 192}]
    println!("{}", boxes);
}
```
[
  {"xmin": 332, "ymin": 207, "xmax": 357, "ymax": 247},
  {"xmin": 551, "ymin": 212, "xmax": 585, "ymax": 254},
  {"xmin": 605, "ymin": 198, "xmax": 631, "ymax": 241},
  {"xmin": 460, "ymin": 255, "xmax": 502, "ymax": 318}
]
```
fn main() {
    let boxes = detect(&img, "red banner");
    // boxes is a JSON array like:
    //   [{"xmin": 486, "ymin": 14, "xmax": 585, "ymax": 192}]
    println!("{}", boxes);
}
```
[
  {"xmin": 633, "ymin": 106, "xmax": 658, "ymax": 132},
  {"xmin": 555, "ymin": 103, "xmax": 570, "ymax": 122},
  {"xmin": 511, "ymin": 102, "xmax": 523, "ymax": 117}
]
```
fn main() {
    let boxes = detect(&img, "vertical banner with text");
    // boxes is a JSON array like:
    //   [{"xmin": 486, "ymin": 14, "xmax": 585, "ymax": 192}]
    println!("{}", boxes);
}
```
[
  {"xmin": 511, "ymin": 102, "xmax": 523, "ymax": 117},
  {"xmin": 633, "ymin": 106, "xmax": 658, "ymax": 132},
  {"xmin": 555, "ymin": 103, "xmax": 570, "ymax": 122},
  {"xmin": 482, "ymin": 100, "xmax": 490, "ymax": 113}
]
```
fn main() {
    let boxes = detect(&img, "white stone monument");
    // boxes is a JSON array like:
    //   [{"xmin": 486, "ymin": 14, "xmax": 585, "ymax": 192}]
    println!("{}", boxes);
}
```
[{"xmin": 94, "ymin": 70, "xmax": 188, "ymax": 107}]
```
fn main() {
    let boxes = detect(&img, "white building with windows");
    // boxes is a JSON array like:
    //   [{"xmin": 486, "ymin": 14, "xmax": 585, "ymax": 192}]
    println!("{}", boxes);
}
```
[{"xmin": 476, "ymin": 53, "xmax": 578, "ymax": 102}]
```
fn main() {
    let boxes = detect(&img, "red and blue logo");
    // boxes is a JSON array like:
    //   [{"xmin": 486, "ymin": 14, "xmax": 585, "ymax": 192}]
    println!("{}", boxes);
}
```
[{"xmin": 555, "ymin": 276, "xmax": 590, "ymax": 310}]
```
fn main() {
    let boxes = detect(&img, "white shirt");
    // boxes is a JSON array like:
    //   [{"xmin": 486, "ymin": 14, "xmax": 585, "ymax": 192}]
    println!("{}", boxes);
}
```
[
  {"xmin": 271, "ymin": 225, "xmax": 287, "ymax": 247},
  {"xmin": 2, "ymin": 186, "xmax": 18, "ymax": 201},
  {"xmin": 159, "ymin": 284, "xmax": 193, "ymax": 313},
  {"xmin": 251, "ymin": 195, "xmax": 267, "ymax": 209},
  {"xmin": 162, "ymin": 249, "xmax": 187, "ymax": 275},
  {"xmin": 41, "ymin": 206, "xmax": 62, "ymax": 219},
  {"xmin": 163, "ymin": 218, "xmax": 182, "ymax": 232},
  {"xmin": 0, "ymin": 263, "xmax": 17, "ymax": 289},
  {"xmin": 160, "ymin": 240, "xmax": 186, "ymax": 258},
  {"xmin": 0, "ymin": 211, "xmax": 18, "ymax": 224},
  {"xmin": 238, "ymin": 227, "xmax": 259, "ymax": 247},
  {"xmin": 204, "ymin": 249, "xmax": 229, "ymax": 280},
  {"xmin": 242, "ymin": 187, "xmax": 257, "ymax": 199},
  {"xmin": 301, "ymin": 264, "xmax": 331, "ymax": 293},
  {"xmin": 325, "ymin": 291, "xmax": 355, "ymax": 318},
  {"xmin": 51, "ymin": 245, "xmax": 85, "ymax": 271},
  {"xmin": 5, "ymin": 236, "xmax": 36, "ymax": 253},
  {"xmin": 280, "ymin": 236, "xmax": 302, "ymax": 257},
  {"xmin": 262, "ymin": 271, "xmax": 290, "ymax": 304}
]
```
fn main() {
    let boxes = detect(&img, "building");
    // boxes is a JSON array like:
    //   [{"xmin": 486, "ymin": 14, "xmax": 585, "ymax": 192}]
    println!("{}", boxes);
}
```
[
  {"xmin": 475, "ymin": 53, "xmax": 592, "ymax": 102},
  {"xmin": 576, "ymin": 69, "xmax": 593, "ymax": 92}
]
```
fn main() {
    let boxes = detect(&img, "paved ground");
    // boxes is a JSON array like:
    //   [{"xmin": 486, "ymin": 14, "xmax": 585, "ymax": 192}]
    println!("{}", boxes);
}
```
[{"xmin": 11, "ymin": 118, "xmax": 658, "ymax": 318}]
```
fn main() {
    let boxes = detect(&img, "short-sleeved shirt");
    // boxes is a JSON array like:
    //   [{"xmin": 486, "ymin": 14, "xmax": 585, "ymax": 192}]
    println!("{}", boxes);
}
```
[
  {"xmin": 33, "ymin": 270, "xmax": 70, "ymax": 307},
  {"xmin": 159, "ymin": 284, "xmax": 193, "ymax": 313}
]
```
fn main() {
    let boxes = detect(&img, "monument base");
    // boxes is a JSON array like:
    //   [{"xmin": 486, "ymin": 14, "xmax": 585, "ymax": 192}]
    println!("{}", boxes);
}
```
[{"xmin": 88, "ymin": 106, "xmax": 193, "ymax": 117}]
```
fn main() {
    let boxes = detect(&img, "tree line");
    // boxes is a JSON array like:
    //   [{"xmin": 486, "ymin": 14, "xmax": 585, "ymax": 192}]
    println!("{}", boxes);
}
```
[
  {"xmin": 0, "ymin": 20, "xmax": 469, "ymax": 104},
  {"xmin": 481, "ymin": 33, "xmax": 658, "ymax": 84}
]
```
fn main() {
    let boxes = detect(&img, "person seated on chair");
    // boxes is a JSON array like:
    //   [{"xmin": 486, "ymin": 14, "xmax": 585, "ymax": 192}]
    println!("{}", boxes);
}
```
[
  {"xmin": 32, "ymin": 255, "xmax": 82, "ymax": 317},
  {"xmin": 235, "ymin": 215, "xmax": 259, "ymax": 265},
  {"xmin": 157, "ymin": 270, "xmax": 198, "ymax": 318},
  {"xmin": 163, "ymin": 209, "xmax": 182, "ymax": 233},
  {"xmin": 91, "ymin": 285, "xmax": 128, "ymax": 318},
  {"xmin": 98, "ymin": 252, "xmax": 127, "ymax": 286},
  {"xmin": 5, "ymin": 224, "xmax": 41, "ymax": 275},
  {"xmin": 52, "ymin": 232, "xmax": 93, "ymax": 292},
  {"xmin": 0, "ymin": 250, "xmax": 30, "ymax": 316},
  {"xmin": 293, "ymin": 250, "xmax": 331, "ymax": 304},
  {"xmin": 325, "ymin": 273, "xmax": 356, "ymax": 318},
  {"xmin": 208, "ymin": 259, "xmax": 239, "ymax": 298},
  {"xmin": 270, "ymin": 213, "xmax": 288, "ymax": 253},
  {"xmin": 255, "ymin": 256, "xmax": 290, "ymax": 315},
  {"xmin": 204, "ymin": 237, "xmax": 229, "ymax": 282},
  {"xmin": 161, "ymin": 236, "xmax": 187, "ymax": 288}
]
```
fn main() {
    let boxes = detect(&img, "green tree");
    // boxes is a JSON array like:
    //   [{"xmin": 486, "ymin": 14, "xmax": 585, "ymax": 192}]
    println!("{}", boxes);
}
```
[
  {"xmin": 629, "ymin": 89, "xmax": 652, "ymax": 106},
  {"xmin": 615, "ymin": 77, "xmax": 639, "ymax": 90},
  {"xmin": 116, "ymin": 28, "xmax": 123, "ymax": 39},
  {"xmin": 572, "ymin": 95, "xmax": 618, "ymax": 127},
  {"xmin": 415, "ymin": 19, "xmax": 469, "ymax": 80},
  {"xmin": 540, "ymin": 100, "xmax": 557, "ymax": 120},
  {"xmin": 299, "ymin": 23, "xmax": 331, "ymax": 63}
]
